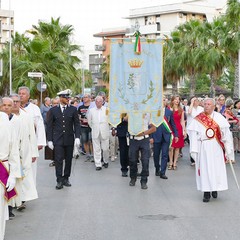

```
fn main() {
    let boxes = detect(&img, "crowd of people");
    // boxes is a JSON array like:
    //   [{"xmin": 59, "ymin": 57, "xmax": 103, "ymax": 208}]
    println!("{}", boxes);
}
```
[{"xmin": 0, "ymin": 87, "xmax": 239, "ymax": 239}]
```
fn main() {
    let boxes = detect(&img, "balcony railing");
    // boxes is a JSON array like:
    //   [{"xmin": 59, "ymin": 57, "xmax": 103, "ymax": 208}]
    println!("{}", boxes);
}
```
[
  {"xmin": 95, "ymin": 45, "xmax": 106, "ymax": 51},
  {"xmin": 89, "ymin": 57, "xmax": 104, "ymax": 65}
]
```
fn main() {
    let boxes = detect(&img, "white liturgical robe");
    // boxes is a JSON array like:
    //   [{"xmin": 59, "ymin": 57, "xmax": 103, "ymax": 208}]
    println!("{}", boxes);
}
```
[
  {"xmin": 23, "ymin": 102, "xmax": 46, "ymax": 185},
  {"xmin": 0, "ymin": 112, "xmax": 21, "ymax": 240},
  {"xmin": 187, "ymin": 111, "xmax": 234, "ymax": 192},
  {"xmin": 9, "ymin": 110, "xmax": 38, "ymax": 206}
]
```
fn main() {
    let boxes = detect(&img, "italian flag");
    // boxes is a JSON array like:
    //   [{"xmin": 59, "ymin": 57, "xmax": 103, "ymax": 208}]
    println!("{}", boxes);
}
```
[
  {"xmin": 134, "ymin": 31, "xmax": 141, "ymax": 54},
  {"xmin": 162, "ymin": 116, "xmax": 174, "ymax": 145}
]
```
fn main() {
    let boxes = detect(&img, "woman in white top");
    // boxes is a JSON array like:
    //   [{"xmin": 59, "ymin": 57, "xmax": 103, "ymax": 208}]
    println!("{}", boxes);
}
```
[{"xmin": 187, "ymin": 97, "xmax": 204, "ymax": 166}]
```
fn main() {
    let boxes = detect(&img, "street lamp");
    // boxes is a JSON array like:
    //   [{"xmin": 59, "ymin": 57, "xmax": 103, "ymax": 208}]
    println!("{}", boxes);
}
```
[
  {"xmin": 9, "ymin": 0, "xmax": 12, "ymax": 94},
  {"xmin": 80, "ymin": 46, "xmax": 85, "ymax": 95}
]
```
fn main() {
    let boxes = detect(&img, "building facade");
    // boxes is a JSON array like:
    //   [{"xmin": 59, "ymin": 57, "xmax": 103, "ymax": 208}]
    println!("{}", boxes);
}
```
[{"xmin": 92, "ymin": 2, "xmax": 224, "ymax": 91}]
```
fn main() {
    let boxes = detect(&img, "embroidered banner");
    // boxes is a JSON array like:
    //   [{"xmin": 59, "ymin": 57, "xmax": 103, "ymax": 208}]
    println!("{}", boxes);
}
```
[{"xmin": 109, "ymin": 38, "xmax": 164, "ymax": 135}]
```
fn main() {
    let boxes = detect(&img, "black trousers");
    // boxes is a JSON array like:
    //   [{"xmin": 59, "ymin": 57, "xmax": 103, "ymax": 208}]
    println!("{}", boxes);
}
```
[
  {"xmin": 129, "ymin": 138, "xmax": 150, "ymax": 182},
  {"xmin": 54, "ymin": 145, "xmax": 74, "ymax": 182},
  {"xmin": 118, "ymin": 136, "xmax": 129, "ymax": 173}
]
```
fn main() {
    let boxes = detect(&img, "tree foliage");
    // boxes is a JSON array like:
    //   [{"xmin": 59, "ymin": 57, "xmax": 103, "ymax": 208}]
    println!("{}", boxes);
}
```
[{"xmin": 0, "ymin": 17, "xmax": 89, "ymax": 98}]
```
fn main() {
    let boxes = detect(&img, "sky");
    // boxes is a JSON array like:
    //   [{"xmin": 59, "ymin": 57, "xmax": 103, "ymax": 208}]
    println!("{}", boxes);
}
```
[{"xmin": 1, "ymin": 0, "xmax": 227, "ymax": 52}]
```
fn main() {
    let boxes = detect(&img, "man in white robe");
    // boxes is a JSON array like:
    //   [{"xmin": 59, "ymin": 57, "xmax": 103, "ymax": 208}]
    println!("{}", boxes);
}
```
[
  {"xmin": 18, "ymin": 86, "xmax": 46, "ymax": 185},
  {"xmin": 0, "ymin": 100, "xmax": 21, "ymax": 240},
  {"xmin": 187, "ymin": 98, "xmax": 234, "ymax": 202},
  {"xmin": 10, "ymin": 94, "xmax": 39, "ymax": 207}
]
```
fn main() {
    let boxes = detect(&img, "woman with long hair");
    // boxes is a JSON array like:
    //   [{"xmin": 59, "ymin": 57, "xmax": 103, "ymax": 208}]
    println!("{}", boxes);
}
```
[{"xmin": 168, "ymin": 95, "xmax": 186, "ymax": 170}]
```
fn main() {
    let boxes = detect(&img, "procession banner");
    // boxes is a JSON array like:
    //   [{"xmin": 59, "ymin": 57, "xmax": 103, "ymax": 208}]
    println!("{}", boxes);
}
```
[{"xmin": 108, "ymin": 38, "xmax": 163, "ymax": 135}]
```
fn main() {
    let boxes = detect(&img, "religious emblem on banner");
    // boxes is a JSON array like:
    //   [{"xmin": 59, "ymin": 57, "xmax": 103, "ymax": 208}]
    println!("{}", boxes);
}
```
[{"xmin": 108, "ymin": 38, "xmax": 164, "ymax": 135}]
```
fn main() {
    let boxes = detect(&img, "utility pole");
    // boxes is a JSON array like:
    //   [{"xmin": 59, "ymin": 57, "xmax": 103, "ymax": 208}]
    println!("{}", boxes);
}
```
[{"xmin": 9, "ymin": 0, "xmax": 12, "ymax": 94}]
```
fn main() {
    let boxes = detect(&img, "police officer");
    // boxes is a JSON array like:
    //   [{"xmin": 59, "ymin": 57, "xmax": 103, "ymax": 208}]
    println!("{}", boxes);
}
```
[{"xmin": 47, "ymin": 89, "xmax": 80, "ymax": 189}]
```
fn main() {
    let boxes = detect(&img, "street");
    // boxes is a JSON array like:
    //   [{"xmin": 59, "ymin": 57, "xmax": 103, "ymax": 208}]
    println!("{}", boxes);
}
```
[{"xmin": 5, "ymin": 146, "xmax": 240, "ymax": 240}]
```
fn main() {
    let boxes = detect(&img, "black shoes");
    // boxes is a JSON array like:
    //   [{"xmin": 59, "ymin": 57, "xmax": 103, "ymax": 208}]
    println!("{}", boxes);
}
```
[
  {"xmin": 63, "ymin": 179, "xmax": 72, "ymax": 187},
  {"xmin": 103, "ymin": 162, "xmax": 109, "ymax": 168},
  {"xmin": 129, "ymin": 178, "xmax": 136, "ymax": 186},
  {"xmin": 122, "ymin": 172, "xmax": 128, "ymax": 177},
  {"xmin": 212, "ymin": 191, "xmax": 218, "ymax": 198},
  {"xmin": 56, "ymin": 182, "xmax": 63, "ymax": 190},
  {"xmin": 155, "ymin": 170, "xmax": 160, "ymax": 176},
  {"xmin": 141, "ymin": 181, "xmax": 148, "ymax": 190},
  {"xmin": 96, "ymin": 167, "xmax": 102, "ymax": 171},
  {"xmin": 129, "ymin": 178, "xmax": 148, "ymax": 189},
  {"xmin": 203, "ymin": 191, "xmax": 218, "ymax": 202},
  {"xmin": 49, "ymin": 161, "xmax": 55, "ymax": 167},
  {"xmin": 17, "ymin": 202, "xmax": 26, "ymax": 211},
  {"xmin": 160, "ymin": 174, "xmax": 168, "ymax": 179},
  {"xmin": 203, "ymin": 192, "xmax": 211, "ymax": 202}
]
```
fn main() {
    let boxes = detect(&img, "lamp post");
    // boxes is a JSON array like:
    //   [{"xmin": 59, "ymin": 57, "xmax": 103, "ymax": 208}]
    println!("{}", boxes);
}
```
[
  {"xmin": 81, "ymin": 46, "xmax": 85, "ymax": 95},
  {"xmin": 238, "ymin": 49, "xmax": 240, "ymax": 98},
  {"xmin": 9, "ymin": 0, "xmax": 12, "ymax": 94}
]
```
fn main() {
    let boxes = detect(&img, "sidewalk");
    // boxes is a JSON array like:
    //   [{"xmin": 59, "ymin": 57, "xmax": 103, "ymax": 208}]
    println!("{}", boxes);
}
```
[{"xmin": 5, "ymin": 146, "xmax": 240, "ymax": 240}]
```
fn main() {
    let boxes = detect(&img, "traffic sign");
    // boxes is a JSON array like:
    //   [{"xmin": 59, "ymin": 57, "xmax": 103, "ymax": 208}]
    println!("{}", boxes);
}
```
[
  {"xmin": 37, "ymin": 82, "xmax": 47, "ymax": 92},
  {"xmin": 28, "ymin": 72, "xmax": 43, "ymax": 78}
]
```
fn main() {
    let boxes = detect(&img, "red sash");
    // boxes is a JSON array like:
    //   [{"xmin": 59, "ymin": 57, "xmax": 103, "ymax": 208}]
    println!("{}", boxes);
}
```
[
  {"xmin": 0, "ymin": 162, "xmax": 17, "ymax": 201},
  {"xmin": 195, "ymin": 112, "xmax": 226, "ymax": 159}
]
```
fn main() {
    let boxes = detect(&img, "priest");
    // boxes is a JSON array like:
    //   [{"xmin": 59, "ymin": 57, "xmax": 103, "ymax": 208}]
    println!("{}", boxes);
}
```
[{"xmin": 187, "ymin": 98, "xmax": 234, "ymax": 202}]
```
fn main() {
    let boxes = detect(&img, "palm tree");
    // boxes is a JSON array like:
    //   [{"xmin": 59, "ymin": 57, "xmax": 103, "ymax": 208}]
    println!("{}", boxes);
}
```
[
  {"xmin": 172, "ymin": 20, "xmax": 204, "ymax": 96},
  {"xmin": 224, "ymin": 0, "xmax": 240, "ymax": 98},
  {"xmin": 163, "ymin": 37, "xmax": 183, "ymax": 95},
  {"xmin": 0, "ymin": 17, "xmax": 82, "ymax": 98},
  {"xmin": 200, "ymin": 18, "xmax": 230, "ymax": 97}
]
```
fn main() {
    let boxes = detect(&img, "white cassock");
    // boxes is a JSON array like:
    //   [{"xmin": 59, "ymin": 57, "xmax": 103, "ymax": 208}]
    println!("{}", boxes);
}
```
[
  {"xmin": 87, "ymin": 106, "xmax": 110, "ymax": 167},
  {"xmin": 9, "ymin": 110, "xmax": 39, "ymax": 207},
  {"xmin": 187, "ymin": 111, "xmax": 234, "ymax": 192},
  {"xmin": 23, "ymin": 102, "xmax": 46, "ymax": 185},
  {"xmin": 0, "ymin": 112, "xmax": 21, "ymax": 240}
]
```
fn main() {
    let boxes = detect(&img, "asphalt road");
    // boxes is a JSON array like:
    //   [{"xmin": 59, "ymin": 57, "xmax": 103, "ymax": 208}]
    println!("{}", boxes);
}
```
[{"xmin": 5, "ymin": 146, "xmax": 240, "ymax": 240}]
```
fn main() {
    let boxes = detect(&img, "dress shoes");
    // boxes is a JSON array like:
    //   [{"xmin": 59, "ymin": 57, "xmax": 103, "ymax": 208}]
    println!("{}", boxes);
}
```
[
  {"xmin": 63, "ymin": 179, "xmax": 72, "ymax": 187},
  {"xmin": 212, "ymin": 191, "xmax": 218, "ymax": 198},
  {"xmin": 141, "ymin": 181, "xmax": 148, "ymax": 190},
  {"xmin": 56, "ymin": 182, "xmax": 63, "ymax": 190},
  {"xmin": 203, "ymin": 192, "xmax": 211, "ymax": 202},
  {"xmin": 103, "ymin": 162, "xmax": 109, "ymax": 168},
  {"xmin": 122, "ymin": 172, "xmax": 128, "ymax": 177},
  {"xmin": 129, "ymin": 178, "xmax": 136, "ymax": 186},
  {"xmin": 96, "ymin": 167, "xmax": 102, "ymax": 171},
  {"xmin": 17, "ymin": 203, "xmax": 26, "ymax": 211},
  {"xmin": 160, "ymin": 174, "xmax": 168, "ymax": 179},
  {"xmin": 155, "ymin": 170, "xmax": 160, "ymax": 176}
]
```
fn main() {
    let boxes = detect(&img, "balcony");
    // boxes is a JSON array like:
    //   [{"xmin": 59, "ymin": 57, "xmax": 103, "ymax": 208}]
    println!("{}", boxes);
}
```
[
  {"xmin": 126, "ymin": 24, "xmax": 160, "ymax": 36},
  {"xmin": 95, "ymin": 45, "xmax": 106, "ymax": 51},
  {"xmin": 89, "ymin": 57, "xmax": 104, "ymax": 65},
  {"xmin": 91, "ymin": 70, "xmax": 102, "ymax": 79}
]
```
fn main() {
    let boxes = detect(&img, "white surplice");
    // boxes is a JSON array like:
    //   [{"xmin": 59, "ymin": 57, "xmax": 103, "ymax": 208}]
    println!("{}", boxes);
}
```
[
  {"xmin": 0, "ymin": 112, "xmax": 21, "ymax": 240},
  {"xmin": 23, "ymin": 102, "xmax": 46, "ymax": 185},
  {"xmin": 187, "ymin": 111, "xmax": 234, "ymax": 192},
  {"xmin": 9, "ymin": 110, "xmax": 39, "ymax": 206}
]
